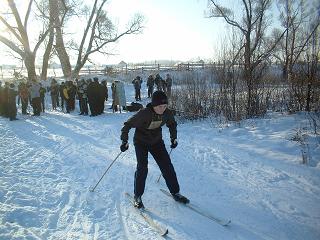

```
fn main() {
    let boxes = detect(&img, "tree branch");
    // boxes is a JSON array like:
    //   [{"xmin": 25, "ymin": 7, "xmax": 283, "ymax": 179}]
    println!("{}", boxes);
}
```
[
  {"xmin": 0, "ymin": 16, "xmax": 23, "ymax": 43},
  {"xmin": 24, "ymin": 0, "xmax": 34, "ymax": 32},
  {"xmin": 209, "ymin": 0, "xmax": 247, "ymax": 33},
  {"xmin": 0, "ymin": 35, "xmax": 25, "ymax": 56},
  {"xmin": 76, "ymin": 0, "xmax": 100, "ymax": 65},
  {"xmin": 7, "ymin": 0, "xmax": 30, "ymax": 48},
  {"xmin": 33, "ymin": 27, "xmax": 51, "ymax": 53},
  {"xmin": 292, "ymin": 21, "xmax": 320, "ymax": 65}
]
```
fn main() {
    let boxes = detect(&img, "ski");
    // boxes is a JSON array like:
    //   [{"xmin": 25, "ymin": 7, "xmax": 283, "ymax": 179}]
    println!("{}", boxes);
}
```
[
  {"xmin": 160, "ymin": 189, "xmax": 231, "ymax": 226},
  {"xmin": 125, "ymin": 192, "xmax": 169, "ymax": 236}
]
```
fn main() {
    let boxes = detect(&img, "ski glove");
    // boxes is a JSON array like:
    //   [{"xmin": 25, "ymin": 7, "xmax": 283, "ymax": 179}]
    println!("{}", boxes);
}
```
[
  {"xmin": 170, "ymin": 139, "xmax": 178, "ymax": 149},
  {"xmin": 120, "ymin": 141, "xmax": 129, "ymax": 152}
]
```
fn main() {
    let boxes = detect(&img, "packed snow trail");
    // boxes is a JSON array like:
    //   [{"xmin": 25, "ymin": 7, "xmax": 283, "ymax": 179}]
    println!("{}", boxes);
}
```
[{"xmin": 1, "ymin": 104, "xmax": 320, "ymax": 239}]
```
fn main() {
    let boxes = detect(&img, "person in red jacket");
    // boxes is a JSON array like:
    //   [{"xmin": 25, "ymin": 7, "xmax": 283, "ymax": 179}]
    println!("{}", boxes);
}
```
[
  {"xmin": 120, "ymin": 91, "xmax": 189, "ymax": 208},
  {"xmin": 19, "ymin": 83, "xmax": 29, "ymax": 114}
]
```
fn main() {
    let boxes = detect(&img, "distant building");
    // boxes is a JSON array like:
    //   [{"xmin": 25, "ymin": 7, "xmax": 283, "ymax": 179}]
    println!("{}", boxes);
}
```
[{"xmin": 118, "ymin": 61, "xmax": 127, "ymax": 68}]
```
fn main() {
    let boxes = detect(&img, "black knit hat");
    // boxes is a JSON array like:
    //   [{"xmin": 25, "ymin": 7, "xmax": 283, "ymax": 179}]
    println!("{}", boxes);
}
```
[{"xmin": 151, "ymin": 91, "xmax": 168, "ymax": 106}]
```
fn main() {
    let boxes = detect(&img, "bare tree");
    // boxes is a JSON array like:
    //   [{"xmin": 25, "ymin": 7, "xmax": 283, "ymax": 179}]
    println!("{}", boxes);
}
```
[
  {"xmin": 275, "ymin": 0, "xmax": 309, "ymax": 80},
  {"xmin": 49, "ymin": 0, "xmax": 72, "ymax": 79},
  {"xmin": 45, "ymin": 0, "xmax": 144, "ymax": 79},
  {"xmin": 33, "ymin": 0, "xmax": 54, "ymax": 81},
  {"xmin": 274, "ymin": 0, "xmax": 319, "ymax": 112},
  {"xmin": 70, "ymin": 0, "xmax": 144, "ymax": 78},
  {"xmin": 0, "ymin": 0, "xmax": 49, "ymax": 81},
  {"xmin": 207, "ymin": 0, "xmax": 286, "ymax": 117}
]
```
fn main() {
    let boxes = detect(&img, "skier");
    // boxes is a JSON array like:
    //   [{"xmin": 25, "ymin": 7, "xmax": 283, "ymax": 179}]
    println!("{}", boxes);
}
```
[{"xmin": 120, "ymin": 90, "xmax": 189, "ymax": 208}]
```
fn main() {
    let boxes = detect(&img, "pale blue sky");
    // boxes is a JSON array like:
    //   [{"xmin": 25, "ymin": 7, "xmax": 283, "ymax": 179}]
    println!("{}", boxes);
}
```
[
  {"xmin": 0, "ymin": 0, "xmax": 226, "ymax": 65},
  {"xmin": 98, "ymin": 0, "xmax": 225, "ymax": 64},
  {"xmin": 1, "ymin": 0, "xmax": 318, "ymax": 66}
]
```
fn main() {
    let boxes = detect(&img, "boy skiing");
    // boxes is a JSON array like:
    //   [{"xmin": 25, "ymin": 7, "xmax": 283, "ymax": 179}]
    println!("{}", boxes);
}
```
[{"xmin": 120, "ymin": 90, "xmax": 189, "ymax": 208}]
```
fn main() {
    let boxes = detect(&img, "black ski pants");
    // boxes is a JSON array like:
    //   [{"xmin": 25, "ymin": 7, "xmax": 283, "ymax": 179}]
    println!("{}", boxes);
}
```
[{"xmin": 134, "ymin": 140, "xmax": 180, "ymax": 197}]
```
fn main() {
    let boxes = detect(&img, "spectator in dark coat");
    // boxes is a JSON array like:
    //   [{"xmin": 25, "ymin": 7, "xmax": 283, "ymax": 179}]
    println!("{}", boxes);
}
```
[
  {"xmin": 59, "ymin": 82, "xmax": 65, "ymax": 111},
  {"xmin": 1, "ymin": 82, "xmax": 9, "ymax": 117},
  {"xmin": 87, "ymin": 77, "xmax": 101, "ymax": 116},
  {"xmin": 132, "ymin": 76, "xmax": 142, "ymax": 101},
  {"xmin": 50, "ymin": 79, "xmax": 59, "ymax": 110},
  {"xmin": 154, "ymin": 74, "xmax": 163, "ymax": 91},
  {"xmin": 165, "ymin": 74, "xmax": 173, "ymax": 97},
  {"xmin": 8, "ymin": 83, "xmax": 18, "ymax": 121},
  {"xmin": 0, "ymin": 81, "xmax": 4, "ymax": 116},
  {"xmin": 147, "ymin": 75, "xmax": 154, "ymax": 98},
  {"xmin": 39, "ymin": 83, "xmax": 46, "ymax": 112}
]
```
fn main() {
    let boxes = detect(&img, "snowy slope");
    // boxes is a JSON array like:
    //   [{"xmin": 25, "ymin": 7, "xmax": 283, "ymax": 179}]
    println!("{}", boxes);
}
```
[{"xmin": 0, "ymin": 83, "xmax": 320, "ymax": 240}]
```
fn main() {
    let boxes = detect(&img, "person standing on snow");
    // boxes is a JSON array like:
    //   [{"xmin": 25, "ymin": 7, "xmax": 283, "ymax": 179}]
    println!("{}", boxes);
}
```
[
  {"xmin": 59, "ymin": 82, "xmax": 65, "ymax": 111},
  {"xmin": 132, "ymin": 76, "xmax": 142, "ymax": 101},
  {"xmin": 50, "ymin": 79, "xmax": 59, "ymax": 110},
  {"xmin": 78, "ymin": 79, "xmax": 89, "ymax": 115},
  {"xmin": 120, "ymin": 90, "xmax": 189, "ymax": 208},
  {"xmin": 165, "ymin": 74, "xmax": 173, "ymax": 98},
  {"xmin": 8, "ymin": 83, "xmax": 18, "ymax": 121},
  {"xmin": 154, "ymin": 74, "xmax": 162, "ymax": 91},
  {"xmin": 146, "ymin": 75, "xmax": 154, "ymax": 98},
  {"xmin": 19, "ymin": 83, "xmax": 29, "ymax": 114},
  {"xmin": 29, "ymin": 81, "xmax": 41, "ymax": 116},
  {"xmin": 39, "ymin": 83, "xmax": 46, "ymax": 112}
]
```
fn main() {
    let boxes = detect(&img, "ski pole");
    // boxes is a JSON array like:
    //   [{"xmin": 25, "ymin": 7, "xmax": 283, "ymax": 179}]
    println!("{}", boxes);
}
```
[
  {"xmin": 156, "ymin": 148, "xmax": 173, "ymax": 183},
  {"xmin": 90, "ymin": 151, "xmax": 122, "ymax": 192}
]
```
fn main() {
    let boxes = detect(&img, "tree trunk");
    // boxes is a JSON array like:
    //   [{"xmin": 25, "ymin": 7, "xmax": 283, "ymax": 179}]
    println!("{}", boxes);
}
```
[
  {"xmin": 41, "ymin": 28, "xmax": 54, "ymax": 81},
  {"xmin": 25, "ymin": 51, "xmax": 37, "ymax": 81},
  {"xmin": 49, "ymin": 0, "xmax": 72, "ymax": 80},
  {"xmin": 244, "ymin": 33, "xmax": 253, "ymax": 117},
  {"xmin": 55, "ymin": 26, "xmax": 72, "ymax": 79},
  {"xmin": 71, "ymin": 64, "xmax": 82, "ymax": 79}
]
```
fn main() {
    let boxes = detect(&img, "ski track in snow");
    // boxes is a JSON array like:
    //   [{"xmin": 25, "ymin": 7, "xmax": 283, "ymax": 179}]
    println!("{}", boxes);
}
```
[
  {"xmin": 1, "ymin": 113, "xmax": 127, "ymax": 240},
  {"xmin": 174, "ymin": 118, "xmax": 320, "ymax": 240},
  {"xmin": 1, "ymin": 88, "xmax": 320, "ymax": 240}
]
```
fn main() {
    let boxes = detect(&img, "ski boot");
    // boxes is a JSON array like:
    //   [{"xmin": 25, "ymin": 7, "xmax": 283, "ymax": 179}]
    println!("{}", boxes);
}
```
[
  {"xmin": 172, "ymin": 192, "xmax": 190, "ymax": 204},
  {"xmin": 134, "ymin": 195, "xmax": 144, "ymax": 209}
]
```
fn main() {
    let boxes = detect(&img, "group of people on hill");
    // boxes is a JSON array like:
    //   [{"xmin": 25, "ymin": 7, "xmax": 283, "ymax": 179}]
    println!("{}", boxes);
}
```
[
  {"xmin": 1, "ymin": 72, "xmax": 174, "ymax": 120},
  {"xmin": 0, "ymin": 80, "xmax": 47, "ymax": 120},
  {"xmin": 0, "ymin": 77, "xmax": 109, "ymax": 120},
  {"xmin": 133, "ymin": 73, "xmax": 173, "ymax": 100},
  {"xmin": 49, "ymin": 77, "xmax": 109, "ymax": 116}
]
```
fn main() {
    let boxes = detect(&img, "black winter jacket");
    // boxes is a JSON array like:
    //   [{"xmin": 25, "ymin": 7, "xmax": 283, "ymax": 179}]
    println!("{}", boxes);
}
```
[{"xmin": 121, "ymin": 103, "xmax": 177, "ymax": 146}]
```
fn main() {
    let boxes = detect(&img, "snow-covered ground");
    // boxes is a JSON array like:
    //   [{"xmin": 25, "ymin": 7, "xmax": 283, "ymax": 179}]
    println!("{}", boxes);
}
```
[{"xmin": 1, "ymin": 82, "xmax": 320, "ymax": 240}]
